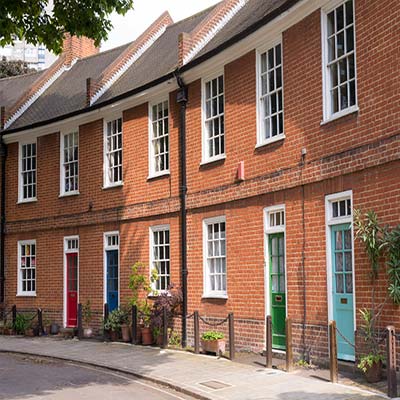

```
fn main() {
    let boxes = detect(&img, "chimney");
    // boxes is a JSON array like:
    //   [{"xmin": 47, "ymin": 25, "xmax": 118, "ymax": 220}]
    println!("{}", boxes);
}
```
[{"xmin": 62, "ymin": 33, "xmax": 99, "ymax": 67}]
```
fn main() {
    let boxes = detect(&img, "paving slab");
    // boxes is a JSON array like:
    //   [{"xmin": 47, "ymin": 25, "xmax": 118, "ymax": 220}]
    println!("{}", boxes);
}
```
[{"xmin": 0, "ymin": 336, "xmax": 386, "ymax": 400}]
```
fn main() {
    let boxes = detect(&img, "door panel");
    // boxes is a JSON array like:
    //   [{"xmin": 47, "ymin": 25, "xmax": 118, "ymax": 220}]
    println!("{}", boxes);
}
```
[
  {"xmin": 331, "ymin": 224, "xmax": 355, "ymax": 360},
  {"xmin": 107, "ymin": 250, "xmax": 119, "ymax": 312},
  {"xmin": 269, "ymin": 233, "xmax": 286, "ymax": 350},
  {"xmin": 66, "ymin": 253, "xmax": 78, "ymax": 327}
]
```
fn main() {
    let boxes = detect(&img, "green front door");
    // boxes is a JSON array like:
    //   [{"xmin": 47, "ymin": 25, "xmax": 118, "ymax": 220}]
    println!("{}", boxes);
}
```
[
  {"xmin": 269, "ymin": 232, "xmax": 286, "ymax": 350},
  {"xmin": 331, "ymin": 223, "xmax": 355, "ymax": 361}
]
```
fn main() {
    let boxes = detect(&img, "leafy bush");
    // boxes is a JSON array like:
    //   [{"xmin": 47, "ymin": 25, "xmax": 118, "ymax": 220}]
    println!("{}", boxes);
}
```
[
  {"xmin": 82, "ymin": 300, "xmax": 92, "ymax": 326},
  {"xmin": 201, "ymin": 331, "xmax": 224, "ymax": 341},
  {"xmin": 14, "ymin": 314, "xmax": 31, "ymax": 334},
  {"xmin": 358, "ymin": 354, "xmax": 384, "ymax": 373},
  {"xmin": 104, "ymin": 309, "xmax": 129, "ymax": 332}
]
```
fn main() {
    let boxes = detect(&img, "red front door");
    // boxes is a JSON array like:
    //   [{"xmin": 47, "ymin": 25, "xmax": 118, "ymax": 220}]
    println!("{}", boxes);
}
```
[{"xmin": 66, "ymin": 253, "xmax": 78, "ymax": 327}]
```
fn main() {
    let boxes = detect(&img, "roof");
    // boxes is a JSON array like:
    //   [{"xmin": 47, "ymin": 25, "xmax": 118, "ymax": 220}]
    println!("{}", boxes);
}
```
[{"xmin": 1, "ymin": 0, "xmax": 299, "ymax": 133}]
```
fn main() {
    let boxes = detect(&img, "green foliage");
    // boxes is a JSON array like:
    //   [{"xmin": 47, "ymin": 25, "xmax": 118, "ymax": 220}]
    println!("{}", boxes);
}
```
[
  {"xmin": 295, "ymin": 359, "xmax": 311, "ymax": 368},
  {"xmin": 168, "ymin": 329, "xmax": 181, "ymax": 346},
  {"xmin": 13, "ymin": 313, "xmax": 31, "ymax": 334},
  {"xmin": 385, "ymin": 225, "xmax": 400, "ymax": 304},
  {"xmin": 201, "ymin": 331, "xmax": 224, "ymax": 341},
  {"xmin": 82, "ymin": 300, "xmax": 92, "ymax": 326},
  {"xmin": 357, "ymin": 354, "xmax": 384, "ymax": 373},
  {"xmin": 353, "ymin": 209, "xmax": 386, "ymax": 279},
  {"xmin": 0, "ymin": 0, "xmax": 134, "ymax": 54},
  {"xmin": 0, "ymin": 56, "xmax": 36, "ymax": 78},
  {"xmin": 103, "ymin": 308, "xmax": 129, "ymax": 332}
]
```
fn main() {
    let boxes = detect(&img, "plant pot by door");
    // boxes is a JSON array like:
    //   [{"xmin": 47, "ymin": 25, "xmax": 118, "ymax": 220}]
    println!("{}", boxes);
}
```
[
  {"xmin": 50, "ymin": 323, "xmax": 59, "ymax": 335},
  {"xmin": 141, "ymin": 327, "xmax": 153, "ymax": 345},
  {"xmin": 201, "ymin": 339, "xmax": 226, "ymax": 356},
  {"xmin": 109, "ymin": 330, "xmax": 119, "ymax": 342},
  {"xmin": 364, "ymin": 360, "xmax": 383, "ymax": 383},
  {"xmin": 121, "ymin": 324, "xmax": 131, "ymax": 342},
  {"xmin": 83, "ymin": 328, "xmax": 93, "ymax": 338},
  {"xmin": 156, "ymin": 333, "xmax": 163, "ymax": 346}
]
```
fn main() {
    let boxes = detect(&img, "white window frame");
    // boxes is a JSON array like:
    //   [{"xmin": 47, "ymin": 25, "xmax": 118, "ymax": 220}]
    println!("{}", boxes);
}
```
[
  {"xmin": 63, "ymin": 236, "xmax": 79, "ymax": 327},
  {"xmin": 202, "ymin": 216, "xmax": 227, "ymax": 299},
  {"xmin": 263, "ymin": 205, "xmax": 287, "ymax": 321},
  {"xmin": 60, "ymin": 130, "xmax": 79, "ymax": 197},
  {"xmin": 149, "ymin": 224, "xmax": 171, "ymax": 293},
  {"xmin": 17, "ymin": 239, "xmax": 37, "ymax": 296},
  {"xmin": 18, "ymin": 140, "xmax": 37, "ymax": 203},
  {"xmin": 103, "ymin": 116, "xmax": 123, "ymax": 188},
  {"xmin": 321, "ymin": 0, "xmax": 358, "ymax": 123},
  {"xmin": 103, "ymin": 231, "xmax": 120, "ymax": 309},
  {"xmin": 148, "ymin": 99, "xmax": 170, "ymax": 178},
  {"xmin": 256, "ymin": 37, "xmax": 285, "ymax": 147},
  {"xmin": 201, "ymin": 71, "xmax": 226, "ymax": 165},
  {"xmin": 325, "ymin": 190, "xmax": 356, "ymax": 329}
]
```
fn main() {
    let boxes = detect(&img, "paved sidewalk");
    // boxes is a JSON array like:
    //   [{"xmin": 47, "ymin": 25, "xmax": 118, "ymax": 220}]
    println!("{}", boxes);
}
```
[{"xmin": 0, "ymin": 336, "xmax": 386, "ymax": 400}]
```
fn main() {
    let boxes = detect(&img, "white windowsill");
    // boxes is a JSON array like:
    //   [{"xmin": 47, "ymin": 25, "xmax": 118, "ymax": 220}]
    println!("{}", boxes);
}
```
[
  {"xmin": 321, "ymin": 106, "xmax": 359, "ymax": 126},
  {"xmin": 102, "ymin": 182, "xmax": 124, "ymax": 190},
  {"xmin": 255, "ymin": 134, "xmax": 285, "ymax": 149},
  {"xmin": 17, "ymin": 198, "xmax": 37, "ymax": 205},
  {"xmin": 16, "ymin": 292, "xmax": 37, "ymax": 297},
  {"xmin": 59, "ymin": 191, "xmax": 80, "ymax": 198},
  {"xmin": 202, "ymin": 293, "xmax": 228, "ymax": 300},
  {"xmin": 147, "ymin": 171, "xmax": 170, "ymax": 180},
  {"xmin": 200, "ymin": 155, "xmax": 226, "ymax": 166}
]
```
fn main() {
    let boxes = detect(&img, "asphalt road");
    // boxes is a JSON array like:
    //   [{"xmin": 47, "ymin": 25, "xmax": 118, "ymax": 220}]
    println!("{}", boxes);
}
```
[{"xmin": 0, "ymin": 353, "xmax": 194, "ymax": 400}]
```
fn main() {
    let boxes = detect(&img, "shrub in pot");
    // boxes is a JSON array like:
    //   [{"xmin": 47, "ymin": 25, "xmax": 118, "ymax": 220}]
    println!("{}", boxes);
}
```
[
  {"xmin": 139, "ymin": 301, "xmax": 153, "ymax": 345},
  {"xmin": 82, "ymin": 300, "xmax": 93, "ymax": 338},
  {"xmin": 13, "ymin": 314, "xmax": 30, "ymax": 335},
  {"xmin": 120, "ymin": 306, "xmax": 131, "ymax": 342},
  {"xmin": 201, "ymin": 331, "xmax": 226, "ymax": 356},
  {"xmin": 358, "ymin": 354, "xmax": 384, "ymax": 383},
  {"xmin": 103, "ymin": 309, "xmax": 125, "ymax": 341}
]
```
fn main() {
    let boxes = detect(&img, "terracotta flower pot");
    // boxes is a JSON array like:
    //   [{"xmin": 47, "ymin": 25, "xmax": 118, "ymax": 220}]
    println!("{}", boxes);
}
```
[
  {"xmin": 141, "ymin": 327, "xmax": 153, "ymax": 345},
  {"xmin": 201, "ymin": 339, "xmax": 226, "ymax": 355},
  {"xmin": 364, "ymin": 360, "xmax": 383, "ymax": 383},
  {"xmin": 121, "ymin": 324, "xmax": 131, "ymax": 342},
  {"xmin": 25, "ymin": 328, "xmax": 35, "ymax": 337},
  {"xmin": 156, "ymin": 333, "xmax": 164, "ymax": 346}
]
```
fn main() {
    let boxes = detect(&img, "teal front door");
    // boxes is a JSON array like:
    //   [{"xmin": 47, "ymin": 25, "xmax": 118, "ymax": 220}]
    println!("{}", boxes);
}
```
[
  {"xmin": 269, "ymin": 232, "xmax": 286, "ymax": 350},
  {"xmin": 331, "ymin": 224, "xmax": 355, "ymax": 361}
]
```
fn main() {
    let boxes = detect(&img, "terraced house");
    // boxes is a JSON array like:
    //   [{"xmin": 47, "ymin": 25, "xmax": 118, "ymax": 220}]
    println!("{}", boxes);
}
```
[{"xmin": 0, "ymin": 0, "xmax": 399, "ymax": 365}]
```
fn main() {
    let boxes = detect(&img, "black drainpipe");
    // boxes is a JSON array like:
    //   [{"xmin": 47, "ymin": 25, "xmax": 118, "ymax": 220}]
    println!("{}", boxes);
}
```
[
  {"xmin": 0, "ymin": 112, "xmax": 7, "ymax": 305},
  {"xmin": 175, "ymin": 72, "xmax": 188, "ymax": 348}
]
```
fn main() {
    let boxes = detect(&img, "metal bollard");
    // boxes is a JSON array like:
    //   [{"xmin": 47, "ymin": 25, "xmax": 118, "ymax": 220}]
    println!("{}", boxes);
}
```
[
  {"xmin": 131, "ymin": 305, "xmax": 137, "ymax": 345},
  {"xmin": 162, "ymin": 307, "xmax": 168, "ymax": 349}
]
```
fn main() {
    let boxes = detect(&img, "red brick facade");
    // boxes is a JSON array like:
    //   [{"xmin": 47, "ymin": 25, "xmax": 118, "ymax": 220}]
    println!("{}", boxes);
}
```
[{"xmin": 1, "ymin": 0, "xmax": 399, "ymax": 365}]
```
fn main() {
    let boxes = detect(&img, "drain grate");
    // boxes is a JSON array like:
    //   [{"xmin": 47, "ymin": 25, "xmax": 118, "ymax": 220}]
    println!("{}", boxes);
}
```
[{"xmin": 199, "ymin": 380, "xmax": 232, "ymax": 390}]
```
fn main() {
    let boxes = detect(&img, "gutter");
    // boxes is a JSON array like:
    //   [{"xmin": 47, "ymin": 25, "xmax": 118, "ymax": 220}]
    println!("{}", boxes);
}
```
[
  {"xmin": 2, "ymin": 0, "xmax": 302, "ymax": 136},
  {"xmin": 175, "ymin": 72, "xmax": 189, "ymax": 348},
  {"xmin": 0, "ymin": 133, "xmax": 7, "ymax": 304}
]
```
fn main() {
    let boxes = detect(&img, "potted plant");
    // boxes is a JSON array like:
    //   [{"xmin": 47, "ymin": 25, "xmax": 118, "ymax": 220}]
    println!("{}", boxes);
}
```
[
  {"xmin": 4, "ymin": 320, "xmax": 13, "ymax": 335},
  {"xmin": 14, "ymin": 314, "xmax": 30, "ymax": 335},
  {"xmin": 357, "ymin": 308, "xmax": 384, "ymax": 383},
  {"xmin": 120, "ymin": 306, "xmax": 131, "ymax": 342},
  {"xmin": 103, "ymin": 309, "xmax": 126, "ymax": 341},
  {"xmin": 128, "ymin": 262, "xmax": 157, "ymax": 344},
  {"xmin": 201, "ymin": 331, "xmax": 226, "ymax": 356},
  {"xmin": 82, "ymin": 300, "xmax": 93, "ymax": 338},
  {"xmin": 149, "ymin": 283, "xmax": 183, "ymax": 347}
]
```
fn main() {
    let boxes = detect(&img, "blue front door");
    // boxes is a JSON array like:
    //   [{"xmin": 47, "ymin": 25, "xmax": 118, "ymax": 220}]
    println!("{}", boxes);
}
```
[
  {"xmin": 106, "ymin": 250, "xmax": 119, "ymax": 312},
  {"xmin": 331, "ymin": 223, "xmax": 355, "ymax": 361}
]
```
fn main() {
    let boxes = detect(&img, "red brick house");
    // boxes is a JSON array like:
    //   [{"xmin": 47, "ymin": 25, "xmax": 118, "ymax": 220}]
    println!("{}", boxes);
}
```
[{"xmin": 0, "ymin": 0, "xmax": 399, "ymax": 365}]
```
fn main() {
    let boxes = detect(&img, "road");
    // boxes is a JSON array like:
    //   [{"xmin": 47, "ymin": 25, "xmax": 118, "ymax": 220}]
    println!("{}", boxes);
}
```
[{"xmin": 0, "ymin": 353, "xmax": 194, "ymax": 400}]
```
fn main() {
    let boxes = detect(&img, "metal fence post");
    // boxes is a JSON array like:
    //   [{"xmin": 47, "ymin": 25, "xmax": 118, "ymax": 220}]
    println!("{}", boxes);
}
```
[
  {"xmin": 329, "ymin": 320, "xmax": 338, "ymax": 383},
  {"xmin": 12, "ymin": 305, "xmax": 16, "ymax": 329},
  {"xmin": 266, "ymin": 315, "xmax": 273, "ymax": 368},
  {"xmin": 285, "ymin": 317, "xmax": 293, "ymax": 372},
  {"xmin": 194, "ymin": 311, "xmax": 200, "ymax": 354},
  {"xmin": 131, "ymin": 305, "xmax": 137, "ymax": 345},
  {"xmin": 77, "ymin": 303, "xmax": 83, "ymax": 339},
  {"xmin": 386, "ymin": 325, "xmax": 397, "ymax": 398},
  {"xmin": 229, "ymin": 312, "xmax": 235, "ymax": 360},
  {"xmin": 103, "ymin": 303, "xmax": 109, "ymax": 341},
  {"xmin": 37, "ymin": 308, "xmax": 43, "ymax": 336},
  {"xmin": 162, "ymin": 307, "xmax": 168, "ymax": 349}
]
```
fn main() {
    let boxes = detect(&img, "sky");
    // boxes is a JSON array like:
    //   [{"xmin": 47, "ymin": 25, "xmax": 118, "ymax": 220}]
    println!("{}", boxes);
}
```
[{"xmin": 101, "ymin": 0, "xmax": 221, "ymax": 51}]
